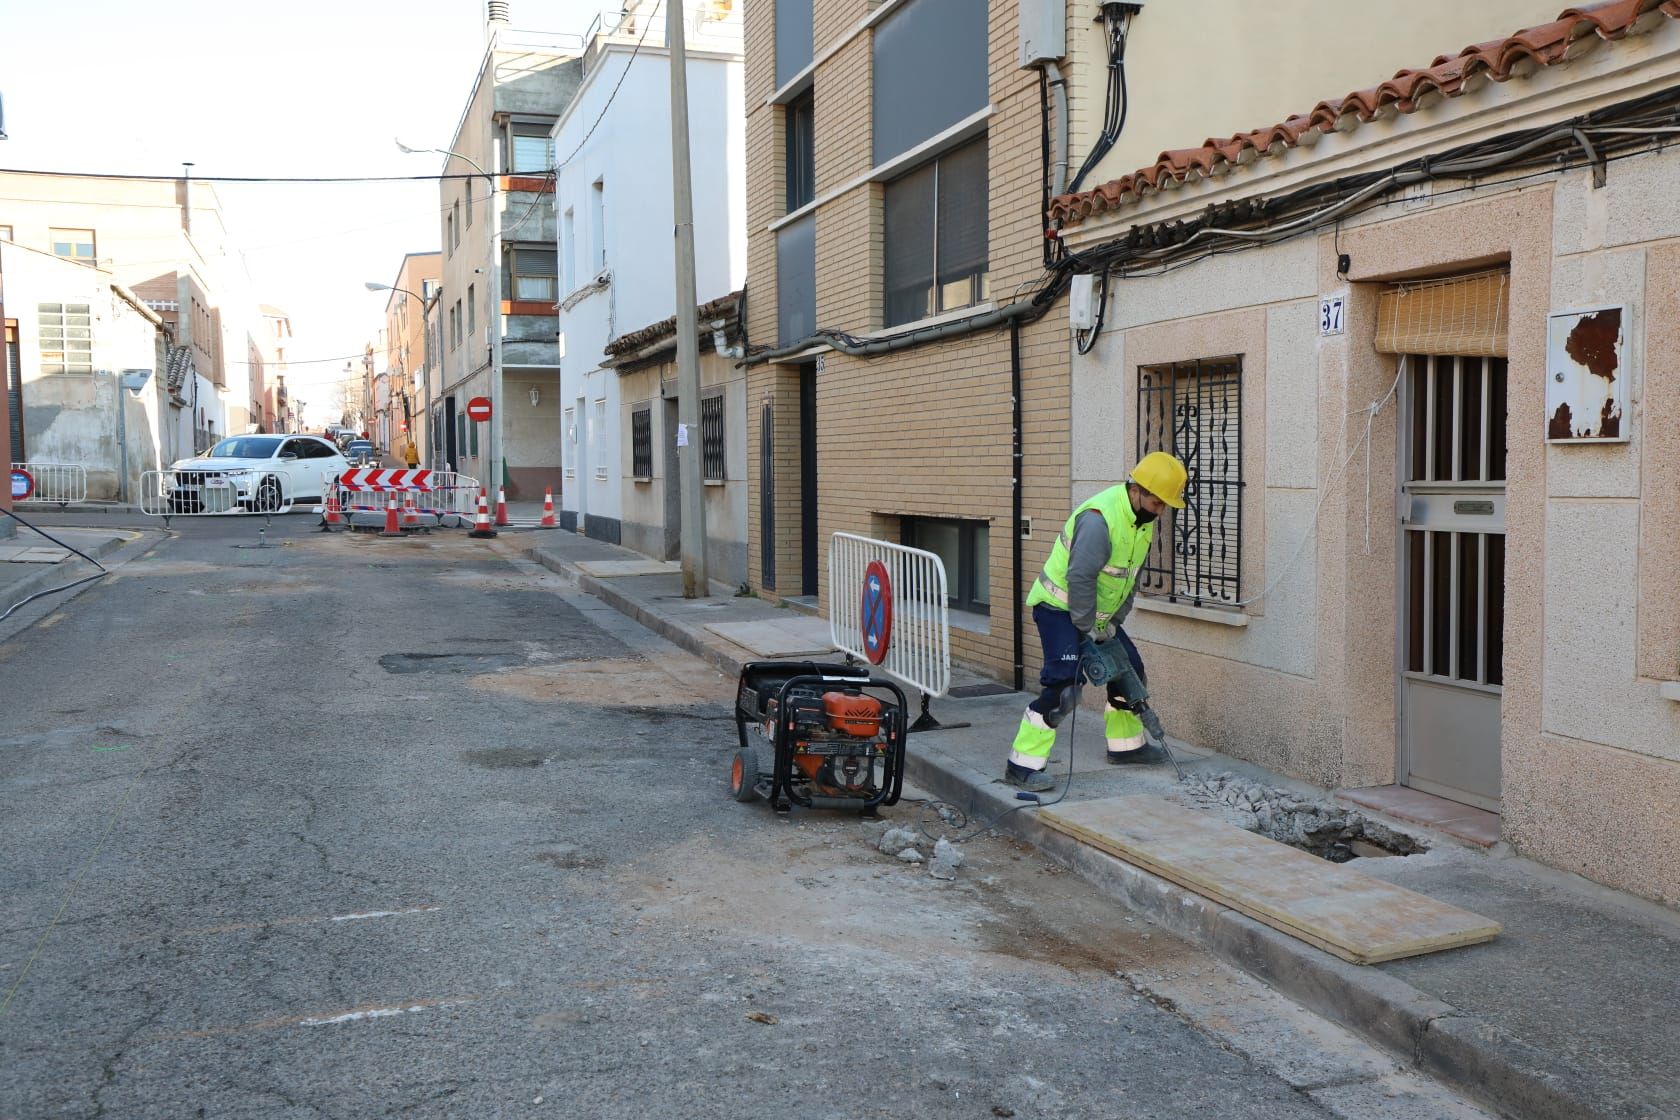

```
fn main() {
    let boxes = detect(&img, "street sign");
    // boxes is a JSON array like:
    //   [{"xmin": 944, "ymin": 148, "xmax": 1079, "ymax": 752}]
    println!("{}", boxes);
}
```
[
  {"xmin": 466, "ymin": 396, "xmax": 493, "ymax": 422},
  {"xmin": 860, "ymin": 560, "xmax": 894, "ymax": 665},
  {"xmin": 10, "ymin": 467, "xmax": 34, "ymax": 502}
]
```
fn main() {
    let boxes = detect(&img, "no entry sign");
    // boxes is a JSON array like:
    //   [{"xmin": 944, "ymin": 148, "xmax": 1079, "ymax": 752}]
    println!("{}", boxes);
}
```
[
  {"xmin": 466, "ymin": 396, "xmax": 493, "ymax": 422},
  {"xmin": 10, "ymin": 467, "xmax": 34, "ymax": 502},
  {"xmin": 860, "ymin": 560, "xmax": 893, "ymax": 665}
]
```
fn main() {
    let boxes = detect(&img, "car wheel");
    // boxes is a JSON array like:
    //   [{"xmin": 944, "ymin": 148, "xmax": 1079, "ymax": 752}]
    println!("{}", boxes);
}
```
[{"xmin": 253, "ymin": 476, "xmax": 283, "ymax": 513}]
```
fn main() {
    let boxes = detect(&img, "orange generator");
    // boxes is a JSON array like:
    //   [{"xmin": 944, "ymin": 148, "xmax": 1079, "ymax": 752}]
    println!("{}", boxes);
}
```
[{"xmin": 729, "ymin": 661, "xmax": 907, "ymax": 814}]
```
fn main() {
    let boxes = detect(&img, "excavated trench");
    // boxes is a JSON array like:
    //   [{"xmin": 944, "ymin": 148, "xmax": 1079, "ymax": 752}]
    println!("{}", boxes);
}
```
[{"xmin": 1184, "ymin": 773, "xmax": 1427, "ymax": 863}]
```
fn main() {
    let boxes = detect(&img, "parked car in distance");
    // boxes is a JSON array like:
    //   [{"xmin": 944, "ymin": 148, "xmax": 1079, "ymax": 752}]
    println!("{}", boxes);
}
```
[
  {"xmin": 343, "ymin": 439, "xmax": 376, "ymax": 465},
  {"xmin": 167, "ymin": 435, "xmax": 349, "ymax": 512}
]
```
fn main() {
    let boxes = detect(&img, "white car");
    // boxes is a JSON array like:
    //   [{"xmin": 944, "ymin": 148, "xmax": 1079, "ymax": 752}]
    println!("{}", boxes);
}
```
[{"xmin": 168, "ymin": 435, "xmax": 349, "ymax": 513}]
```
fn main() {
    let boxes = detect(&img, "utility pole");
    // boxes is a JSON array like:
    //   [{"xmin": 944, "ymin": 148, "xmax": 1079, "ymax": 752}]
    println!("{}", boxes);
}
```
[{"xmin": 668, "ymin": 1, "xmax": 709, "ymax": 597}]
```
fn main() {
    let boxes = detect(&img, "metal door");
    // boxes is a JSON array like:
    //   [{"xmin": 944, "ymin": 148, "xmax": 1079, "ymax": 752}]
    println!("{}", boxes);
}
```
[{"xmin": 1399, "ymin": 354, "xmax": 1507, "ymax": 811}]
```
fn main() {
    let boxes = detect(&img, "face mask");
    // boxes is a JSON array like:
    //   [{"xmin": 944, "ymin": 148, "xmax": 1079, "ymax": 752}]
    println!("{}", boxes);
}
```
[{"xmin": 1130, "ymin": 488, "xmax": 1160, "ymax": 525}]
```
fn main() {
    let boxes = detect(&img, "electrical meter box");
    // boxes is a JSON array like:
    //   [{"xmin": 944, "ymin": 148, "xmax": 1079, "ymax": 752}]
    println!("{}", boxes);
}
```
[
  {"xmin": 1069, "ymin": 274, "xmax": 1098, "ymax": 330},
  {"xmin": 1017, "ymin": 0, "xmax": 1066, "ymax": 67}
]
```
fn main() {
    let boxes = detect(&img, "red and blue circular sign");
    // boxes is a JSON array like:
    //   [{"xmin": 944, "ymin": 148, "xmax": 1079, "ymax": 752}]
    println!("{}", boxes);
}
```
[
  {"xmin": 861, "ymin": 560, "xmax": 893, "ymax": 665},
  {"xmin": 10, "ymin": 468, "xmax": 33, "ymax": 502}
]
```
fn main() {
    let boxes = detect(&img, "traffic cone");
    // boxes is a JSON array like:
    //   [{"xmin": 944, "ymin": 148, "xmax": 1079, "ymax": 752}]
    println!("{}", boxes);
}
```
[
  {"xmin": 379, "ymin": 493, "xmax": 402, "ymax": 538},
  {"xmin": 320, "ymin": 489, "xmax": 344, "ymax": 531},
  {"xmin": 400, "ymin": 490, "xmax": 420, "ymax": 529},
  {"xmin": 540, "ymin": 487, "xmax": 557, "ymax": 529},
  {"xmin": 469, "ymin": 489, "xmax": 498, "ymax": 539},
  {"xmin": 494, "ymin": 486, "xmax": 510, "ymax": 527}
]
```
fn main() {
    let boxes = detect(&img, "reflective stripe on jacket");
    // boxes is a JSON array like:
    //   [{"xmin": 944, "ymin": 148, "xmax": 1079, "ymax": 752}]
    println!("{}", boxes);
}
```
[{"xmin": 1025, "ymin": 484, "xmax": 1152, "ymax": 632}]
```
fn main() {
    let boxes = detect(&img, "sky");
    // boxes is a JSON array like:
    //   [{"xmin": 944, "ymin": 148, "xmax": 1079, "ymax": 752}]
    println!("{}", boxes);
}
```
[{"xmin": 0, "ymin": 0, "xmax": 609, "ymax": 425}]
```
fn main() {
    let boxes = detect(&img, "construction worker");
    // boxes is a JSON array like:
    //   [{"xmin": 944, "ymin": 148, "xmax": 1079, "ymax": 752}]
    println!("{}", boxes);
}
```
[{"xmin": 1004, "ymin": 451, "xmax": 1188, "ymax": 792}]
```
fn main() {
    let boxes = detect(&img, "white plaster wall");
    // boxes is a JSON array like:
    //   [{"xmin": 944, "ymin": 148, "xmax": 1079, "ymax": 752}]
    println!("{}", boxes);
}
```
[
  {"xmin": 1265, "ymin": 300, "xmax": 1320, "ymax": 491},
  {"xmin": 1105, "ymin": 236, "xmax": 1318, "ymax": 332},
  {"xmin": 1069, "ymin": 323, "xmax": 1126, "ymax": 490},
  {"xmin": 554, "ymin": 43, "xmax": 743, "ymax": 528},
  {"xmin": 1542, "ymin": 500, "xmax": 1680, "ymax": 760}
]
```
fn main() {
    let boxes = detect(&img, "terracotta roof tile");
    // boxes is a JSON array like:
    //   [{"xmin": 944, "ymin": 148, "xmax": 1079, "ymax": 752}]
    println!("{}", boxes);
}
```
[
  {"xmin": 603, "ymin": 290, "xmax": 743, "ymax": 360},
  {"xmin": 1051, "ymin": 0, "xmax": 1680, "ymax": 227}
]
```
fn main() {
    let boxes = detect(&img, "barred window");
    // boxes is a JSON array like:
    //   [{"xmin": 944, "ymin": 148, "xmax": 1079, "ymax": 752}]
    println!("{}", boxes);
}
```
[
  {"xmin": 631, "ymin": 405, "xmax": 653, "ymax": 480},
  {"xmin": 39, "ymin": 303, "xmax": 93, "ymax": 375},
  {"xmin": 701, "ymin": 393, "xmax": 725, "ymax": 482},
  {"xmin": 1136, "ymin": 356, "xmax": 1243, "ymax": 607}
]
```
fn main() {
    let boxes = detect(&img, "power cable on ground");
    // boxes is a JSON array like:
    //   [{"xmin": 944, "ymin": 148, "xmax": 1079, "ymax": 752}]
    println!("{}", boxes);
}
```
[{"xmin": 0, "ymin": 507, "xmax": 112, "ymax": 622}]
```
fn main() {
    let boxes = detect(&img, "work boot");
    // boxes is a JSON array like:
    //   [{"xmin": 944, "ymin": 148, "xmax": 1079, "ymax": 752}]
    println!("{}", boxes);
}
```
[
  {"xmin": 1003, "ymin": 761, "xmax": 1055, "ymax": 792},
  {"xmin": 1106, "ymin": 743, "xmax": 1169, "ymax": 766}
]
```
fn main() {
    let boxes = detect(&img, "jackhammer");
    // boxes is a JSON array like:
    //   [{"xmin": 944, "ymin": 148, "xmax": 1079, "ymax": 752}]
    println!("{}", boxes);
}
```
[{"xmin": 1078, "ymin": 636, "xmax": 1185, "ymax": 780}]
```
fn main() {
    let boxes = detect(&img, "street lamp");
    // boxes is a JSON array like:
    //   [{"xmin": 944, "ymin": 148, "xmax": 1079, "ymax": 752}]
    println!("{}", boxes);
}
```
[
  {"xmin": 366, "ymin": 280, "xmax": 432, "ymax": 465},
  {"xmin": 396, "ymin": 137, "xmax": 501, "ymax": 493}
]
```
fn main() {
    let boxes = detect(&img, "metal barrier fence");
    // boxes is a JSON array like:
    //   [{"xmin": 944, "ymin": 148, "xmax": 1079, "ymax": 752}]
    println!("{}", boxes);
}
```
[
  {"xmin": 137, "ymin": 467, "xmax": 294, "ymax": 518},
  {"xmin": 11, "ymin": 462, "xmax": 88, "ymax": 506},
  {"xmin": 331, "ymin": 472, "xmax": 481, "ymax": 526},
  {"xmin": 828, "ymin": 532, "xmax": 951, "ymax": 700}
]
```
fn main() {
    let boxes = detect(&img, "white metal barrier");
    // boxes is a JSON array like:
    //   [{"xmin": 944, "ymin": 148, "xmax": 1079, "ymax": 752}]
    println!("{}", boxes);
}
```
[
  {"xmin": 138, "ymin": 467, "xmax": 294, "ymax": 518},
  {"xmin": 829, "ymin": 532, "xmax": 951, "ymax": 699},
  {"xmin": 11, "ymin": 462, "xmax": 88, "ymax": 506}
]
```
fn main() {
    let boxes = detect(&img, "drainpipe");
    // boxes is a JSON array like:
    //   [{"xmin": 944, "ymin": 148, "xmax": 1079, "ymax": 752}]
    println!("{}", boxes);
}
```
[
  {"xmin": 1044, "ymin": 61, "xmax": 1069, "ymax": 197},
  {"xmin": 180, "ymin": 162, "xmax": 194, "ymax": 239},
  {"xmin": 1010, "ymin": 319, "xmax": 1024, "ymax": 693}
]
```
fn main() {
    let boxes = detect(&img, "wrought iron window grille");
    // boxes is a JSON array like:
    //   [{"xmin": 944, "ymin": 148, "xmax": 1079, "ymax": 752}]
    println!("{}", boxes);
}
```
[
  {"xmin": 631, "ymin": 406, "xmax": 653, "ymax": 480},
  {"xmin": 1136, "ymin": 356, "xmax": 1244, "ymax": 608},
  {"xmin": 701, "ymin": 393, "xmax": 726, "ymax": 482}
]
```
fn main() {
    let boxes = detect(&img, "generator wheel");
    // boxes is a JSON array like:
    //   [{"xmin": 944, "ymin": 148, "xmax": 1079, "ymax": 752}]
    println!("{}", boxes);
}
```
[{"xmin": 730, "ymin": 747, "xmax": 760, "ymax": 803}]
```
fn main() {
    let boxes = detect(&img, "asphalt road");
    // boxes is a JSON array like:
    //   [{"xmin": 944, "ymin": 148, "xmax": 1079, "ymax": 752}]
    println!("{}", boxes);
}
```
[{"xmin": 1, "ymin": 515, "xmax": 1491, "ymax": 1119}]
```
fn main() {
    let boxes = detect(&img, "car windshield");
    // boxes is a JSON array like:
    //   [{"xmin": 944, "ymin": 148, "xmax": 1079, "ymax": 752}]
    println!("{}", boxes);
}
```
[{"xmin": 207, "ymin": 437, "xmax": 283, "ymax": 459}]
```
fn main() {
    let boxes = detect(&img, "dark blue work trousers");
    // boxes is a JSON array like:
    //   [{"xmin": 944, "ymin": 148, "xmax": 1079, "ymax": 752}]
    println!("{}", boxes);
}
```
[{"xmin": 1028, "ymin": 602, "xmax": 1147, "ymax": 718}]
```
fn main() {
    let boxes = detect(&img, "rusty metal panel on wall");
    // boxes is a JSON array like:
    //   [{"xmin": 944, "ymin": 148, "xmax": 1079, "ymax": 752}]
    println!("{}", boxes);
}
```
[{"xmin": 1546, "ymin": 305, "xmax": 1628, "ymax": 442}]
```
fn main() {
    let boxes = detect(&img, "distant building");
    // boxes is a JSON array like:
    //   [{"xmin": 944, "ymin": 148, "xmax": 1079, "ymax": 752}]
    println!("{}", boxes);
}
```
[
  {"xmin": 0, "ymin": 169, "xmax": 274, "ymax": 478},
  {"xmin": 429, "ymin": 8, "xmax": 583, "ymax": 496},
  {"xmin": 553, "ymin": 0, "xmax": 744, "ymax": 577},
  {"xmin": 372, "ymin": 253, "xmax": 441, "ymax": 462}
]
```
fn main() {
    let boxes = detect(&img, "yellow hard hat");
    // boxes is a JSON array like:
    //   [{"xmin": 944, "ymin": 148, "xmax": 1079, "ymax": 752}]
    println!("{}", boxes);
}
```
[{"xmin": 1130, "ymin": 451, "xmax": 1187, "ymax": 509}]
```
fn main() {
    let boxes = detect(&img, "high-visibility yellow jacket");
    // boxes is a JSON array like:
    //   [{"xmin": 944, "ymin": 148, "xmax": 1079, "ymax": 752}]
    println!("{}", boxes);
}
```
[{"xmin": 1025, "ymin": 484, "xmax": 1153, "ymax": 634}]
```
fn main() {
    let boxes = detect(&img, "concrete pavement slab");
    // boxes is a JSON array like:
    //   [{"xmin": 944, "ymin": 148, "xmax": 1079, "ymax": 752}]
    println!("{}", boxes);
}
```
[
  {"xmin": 703, "ymin": 617, "xmax": 836, "ymax": 657},
  {"xmin": 521, "ymin": 529, "xmax": 1680, "ymax": 1120}
]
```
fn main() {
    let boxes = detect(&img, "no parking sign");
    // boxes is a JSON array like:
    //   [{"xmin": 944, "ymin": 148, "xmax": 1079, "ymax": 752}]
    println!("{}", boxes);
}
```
[
  {"xmin": 10, "ymin": 467, "xmax": 33, "ymax": 502},
  {"xmin": 860, "ymin": 560, "xmax": 893, "ymax": 665}
]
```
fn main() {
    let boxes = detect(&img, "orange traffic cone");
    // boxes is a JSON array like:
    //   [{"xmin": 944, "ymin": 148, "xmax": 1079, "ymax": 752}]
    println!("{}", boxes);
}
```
[
  {"xmin": 379, "ymin": 493, "xmax": 402, "ymax": 537},
  {"xmin": 469, "ymin": 488, "xmax": 498, "ymax": 539},
  {"xmin": 320, "ymin": 489, "xmax": 344, "ymax": 531},
  {"xmin": 401, "ymin": 491, "xmax": 420, "ymax": 529},
  {"xmin": 540, "ymin": 487, "xmax": 557, "ymax": 529},
  {"xmin": 494, "ymin": 486, "xmax": 510, "ymax": 527}
]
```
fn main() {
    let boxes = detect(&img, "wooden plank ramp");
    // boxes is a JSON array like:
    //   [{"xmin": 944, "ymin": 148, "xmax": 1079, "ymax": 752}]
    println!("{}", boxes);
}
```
[{"xmin": 1040, "ymin": 795, "xmax": 1500, "ymax": 964}]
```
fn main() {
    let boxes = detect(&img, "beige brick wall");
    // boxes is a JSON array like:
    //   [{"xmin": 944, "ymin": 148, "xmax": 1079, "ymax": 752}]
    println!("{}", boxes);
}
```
[{"xmin": 744, "ymin": 0, "xmax": 1073, "ymax": 681}]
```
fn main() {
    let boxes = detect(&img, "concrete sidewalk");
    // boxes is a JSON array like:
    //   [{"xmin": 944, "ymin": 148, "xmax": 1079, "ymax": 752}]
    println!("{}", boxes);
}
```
[
  {"xmin": 523, "ymin": 528, "xmax": 1680, "ymax": 1120},
  {"xmin": 0, "ymin": 515, "xmax": 139, "ymax": 622}
]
